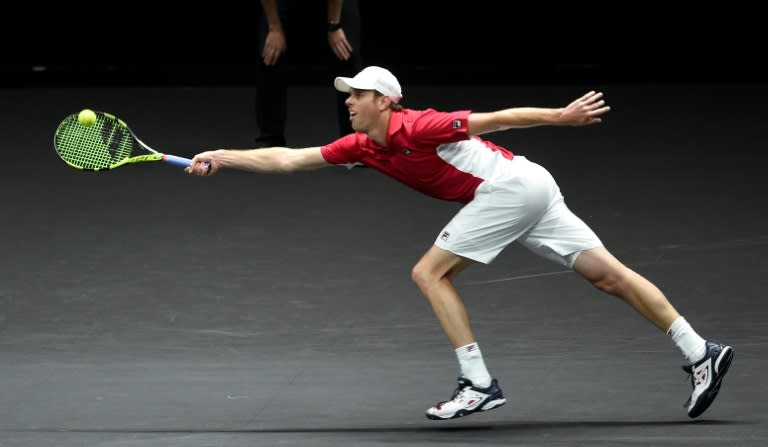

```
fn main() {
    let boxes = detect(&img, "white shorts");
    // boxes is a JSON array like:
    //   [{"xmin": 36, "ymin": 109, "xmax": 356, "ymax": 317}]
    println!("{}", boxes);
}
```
[{"xmin": 434, "ymin": 156, "xmax": 602, "ymax": 267}]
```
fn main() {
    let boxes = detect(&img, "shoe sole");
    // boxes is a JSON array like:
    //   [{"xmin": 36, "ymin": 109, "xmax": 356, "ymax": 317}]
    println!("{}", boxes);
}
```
[
  {"xmin": 688, "ymin": 347, "xmax": 734, "ymax": 418},
  {"xmin": 426, "ymin": 398, "xmax": 507, "ymax": 420}
]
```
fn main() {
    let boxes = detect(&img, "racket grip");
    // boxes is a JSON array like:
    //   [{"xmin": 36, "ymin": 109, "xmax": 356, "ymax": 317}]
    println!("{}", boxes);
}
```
[
  {"xmin": 163, "ymin": 154, "xmax": 193, "ymax": 167},
  {"xmin": 163, "ymin": 154, "xmax": 211, "ymax": 172}
]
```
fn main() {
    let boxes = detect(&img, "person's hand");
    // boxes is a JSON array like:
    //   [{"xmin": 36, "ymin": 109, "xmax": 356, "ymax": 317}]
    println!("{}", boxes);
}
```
[
  {"xmin": 327, "ymin": 28, "xmax": 352, "ymax": 61},
  {"xmin": 263, "ymin": 29, "xmax": 287, "ymax": 65},
  {"xmin": 560, "ymin": 91, "xmax": 610, "ymax": 126},
  {"xmin": 185, "ymin": 150, "xmax": 220, "ymax": 176}
]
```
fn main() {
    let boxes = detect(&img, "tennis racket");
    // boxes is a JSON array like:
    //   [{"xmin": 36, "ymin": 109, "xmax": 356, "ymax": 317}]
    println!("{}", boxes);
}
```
[{"xmin": 54, "ymin": 111, "xmax": 203, "ymax": 171}]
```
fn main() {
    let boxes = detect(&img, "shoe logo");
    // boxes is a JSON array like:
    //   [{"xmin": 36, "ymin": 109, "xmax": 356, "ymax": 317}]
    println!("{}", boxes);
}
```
[
  {"xmin": 459, "ymin": 390, "xmax": 487, "ymax": 409},
  {"xmin": 693, "ymin": 359, "xmax": 712, "ymax": 387},
  {"xmin": 694, "ymin": 368, "xmax": 708, "ymax": 386}
]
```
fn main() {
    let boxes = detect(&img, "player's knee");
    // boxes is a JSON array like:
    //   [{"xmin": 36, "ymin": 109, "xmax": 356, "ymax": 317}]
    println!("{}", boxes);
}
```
[
  {"xmin": 411, "ymin": 263, "xmax": 428, "ymax": 288},
  {"xmin": 590, "ymin": 270, "xmax": 629, "ymax": 297},
  {"xmin": 411, "ymin": 262, "xmax": 438, "ymax": 291}
]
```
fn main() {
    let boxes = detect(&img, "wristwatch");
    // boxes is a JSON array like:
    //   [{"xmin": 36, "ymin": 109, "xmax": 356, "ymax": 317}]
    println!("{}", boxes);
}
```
[{"xmin": 327, "ymin": 21, "xmax": 342, "ymax": 32}]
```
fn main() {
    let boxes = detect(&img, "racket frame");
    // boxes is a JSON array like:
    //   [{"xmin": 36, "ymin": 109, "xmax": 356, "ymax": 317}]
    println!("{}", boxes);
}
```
[{"xmin": 54, "ymin": 111, "xmax": 192, "ymax": 171}]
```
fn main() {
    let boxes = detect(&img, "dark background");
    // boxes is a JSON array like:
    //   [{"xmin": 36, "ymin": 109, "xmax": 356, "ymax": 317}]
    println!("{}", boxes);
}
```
[
  {"xmin": 2, "ymin": 3, "xmax": 767, "ymax": 446},
  {"xmin": 2, "ymin": 1, "xmax": 765, "ymax": 86}
]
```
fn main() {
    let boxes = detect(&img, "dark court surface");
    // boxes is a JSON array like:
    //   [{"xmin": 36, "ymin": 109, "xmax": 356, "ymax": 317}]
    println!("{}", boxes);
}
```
[{"xmin": 1, "ymin": 82, "xmax": 767, "ymax": 446}]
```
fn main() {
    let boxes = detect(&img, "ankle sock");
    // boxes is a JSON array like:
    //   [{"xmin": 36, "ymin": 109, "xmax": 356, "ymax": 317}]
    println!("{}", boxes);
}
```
[
  {"xmin": 667, "ymin": 316, "xmax": 707, "ymax": 364},
  {"xmin": 455, "ymin": 342, "xmax": 492, "ymax": 388}
]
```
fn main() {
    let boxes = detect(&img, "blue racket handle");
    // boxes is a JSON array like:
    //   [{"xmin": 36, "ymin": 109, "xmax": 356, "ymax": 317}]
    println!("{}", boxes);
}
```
[
  {"xmin": 163, "ymin": 154, "xmax": 211, "ymax": 172},
  {"xmin": 163, "ymin": 154, "xmax": 193, "ymax": 167}
]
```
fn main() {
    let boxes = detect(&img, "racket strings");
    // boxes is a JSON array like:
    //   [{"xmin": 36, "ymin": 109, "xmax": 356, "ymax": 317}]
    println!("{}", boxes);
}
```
[{"xmin": 55, "ymin": 114, "xmax": 134, "ymax": 170}]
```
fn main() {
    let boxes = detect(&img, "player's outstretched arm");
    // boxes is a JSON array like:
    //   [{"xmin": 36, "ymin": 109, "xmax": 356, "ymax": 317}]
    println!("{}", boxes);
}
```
[
  {"xmin": 186, "ymin": 147, "xmax": 330, "ymax": 176},
  {"xmin": 468, "ymin": 91, "xmax": 610, "ymax": 136}
]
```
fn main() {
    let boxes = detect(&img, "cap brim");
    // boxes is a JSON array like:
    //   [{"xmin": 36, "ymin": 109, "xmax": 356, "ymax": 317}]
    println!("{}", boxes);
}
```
[{"xmin": 334, "ymin": 77, "xmax": 354, "ymax": 93}]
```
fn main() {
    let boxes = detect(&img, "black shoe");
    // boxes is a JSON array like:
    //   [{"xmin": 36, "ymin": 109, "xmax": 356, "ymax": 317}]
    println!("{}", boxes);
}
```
[{"xmin": 682, "ymin": 340, "xmax": 734, "ymax": 418}]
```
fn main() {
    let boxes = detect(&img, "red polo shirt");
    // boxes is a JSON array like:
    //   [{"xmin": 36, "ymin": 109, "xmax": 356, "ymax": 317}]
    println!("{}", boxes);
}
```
[{"xmin": 320, "ymin": 108, "xmax": 514, "ymax": 204}]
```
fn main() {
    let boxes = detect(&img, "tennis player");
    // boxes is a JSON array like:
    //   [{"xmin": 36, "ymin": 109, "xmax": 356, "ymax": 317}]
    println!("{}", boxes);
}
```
[{"xmin": 186, "ymin": 66, "xmax": 733, "ymax": 420}]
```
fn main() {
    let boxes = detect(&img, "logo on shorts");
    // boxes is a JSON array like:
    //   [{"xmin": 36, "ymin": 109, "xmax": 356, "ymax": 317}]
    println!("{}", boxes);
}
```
[
  {"xmin": 452, "ymin": 119, "xmax": 462, "ymax": 129},
  {"xmin": 440, "ymin": 230, "xmax": 450, "ymax": 241}
]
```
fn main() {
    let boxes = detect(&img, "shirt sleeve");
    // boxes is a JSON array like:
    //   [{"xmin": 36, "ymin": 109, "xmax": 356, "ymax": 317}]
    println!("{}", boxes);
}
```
[
  {"xmin": 320, "ymin": 133, "xmax": 361, "ymax": 165},
  {"xmin": 410, "ymin": 109, "xmax": 471, "ymax": 146}
]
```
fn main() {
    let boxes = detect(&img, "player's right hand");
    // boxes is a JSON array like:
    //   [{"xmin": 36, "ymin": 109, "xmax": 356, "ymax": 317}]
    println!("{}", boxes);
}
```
[{"xmin": 186, "ymin": 151, "xmax": 219, "ymax": 176}]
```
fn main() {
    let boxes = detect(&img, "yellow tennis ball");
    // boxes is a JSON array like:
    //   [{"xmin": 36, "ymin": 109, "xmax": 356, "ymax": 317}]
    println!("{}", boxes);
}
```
[{"xmin": 78, "ymin": 109, "xmax": 97, "ymax": 127}]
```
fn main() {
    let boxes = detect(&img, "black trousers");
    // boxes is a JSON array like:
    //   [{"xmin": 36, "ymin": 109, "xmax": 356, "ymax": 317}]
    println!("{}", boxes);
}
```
[{"xmin": 255, "ymin": 0, "xmax": 363, "ymax": 144}]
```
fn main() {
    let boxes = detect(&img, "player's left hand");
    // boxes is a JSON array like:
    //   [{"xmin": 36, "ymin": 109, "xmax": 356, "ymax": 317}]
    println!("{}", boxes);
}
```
[{"xmin": 561, "ymin": 91, "xmax": 611, "ymax": 126}]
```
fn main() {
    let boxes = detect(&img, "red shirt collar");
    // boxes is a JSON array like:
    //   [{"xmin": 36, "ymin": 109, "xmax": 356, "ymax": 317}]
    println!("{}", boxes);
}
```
[
  {"xmin": 365, "ymin": 110, "xmax": 404, "ymax": 152},
  {"xmin": 386, "ymin": 110, "xmax": 404, "ymax": 146}
]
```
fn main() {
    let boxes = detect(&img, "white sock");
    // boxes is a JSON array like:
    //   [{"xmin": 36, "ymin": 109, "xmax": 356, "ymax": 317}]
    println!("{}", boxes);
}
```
[
  {"xmin": 455, "ymin": 342, "xmax": 492, "ymax": 389},
  {"xmin": 667, "ymin": 316, "xmax": 707, "ymax": 363}
]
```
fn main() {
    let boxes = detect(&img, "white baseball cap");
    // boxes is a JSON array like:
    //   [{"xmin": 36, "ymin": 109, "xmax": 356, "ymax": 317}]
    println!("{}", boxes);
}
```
[{"xmin": 334, "ymin": 66, "xmax": 403, "ymax": 103}]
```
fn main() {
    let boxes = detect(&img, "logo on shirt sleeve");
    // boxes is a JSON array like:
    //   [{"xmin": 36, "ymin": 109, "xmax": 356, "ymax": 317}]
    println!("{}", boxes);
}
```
[
  {"xmin": 452, "ymin": 119, "xmax": 462, "ymax": 129},
  {"xmin": 440, "ymin": 230, "xmax": 451, "ymax": 241}
]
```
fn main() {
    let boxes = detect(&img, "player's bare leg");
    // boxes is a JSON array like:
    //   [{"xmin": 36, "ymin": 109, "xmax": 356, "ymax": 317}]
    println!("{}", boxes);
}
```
[
  {"xmin": 412, "ymin": 245, "xmax": 506, "ymax": 420},
  {"xmin": 573, "ymin": 246, "xmax": 733, "ymax": 418},
  {"xmin": 411, "ymin": 246, "xmax": 474, "ymax": 348},
  {"xmin": 572, "ymin": 246, "xmax": 679, "ymax": 330}
]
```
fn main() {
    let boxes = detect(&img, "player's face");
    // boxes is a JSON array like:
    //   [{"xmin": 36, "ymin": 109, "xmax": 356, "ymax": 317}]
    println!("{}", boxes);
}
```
[{"xmin": 345, "ymin": 89, "xmax": 384, "ymax": 132}]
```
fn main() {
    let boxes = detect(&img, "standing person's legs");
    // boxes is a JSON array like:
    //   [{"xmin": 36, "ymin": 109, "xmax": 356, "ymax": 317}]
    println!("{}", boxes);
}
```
[
  {"xmin": 254, "ymin": 65, "xmax": 287, "ymax": 147},
  {"xmin": 333, "ymin": 0, "xmax": 363, "ymax": 137},
  {"xmin": 254, "ymin": 4, "xmax": 288, "ymax": 147}
]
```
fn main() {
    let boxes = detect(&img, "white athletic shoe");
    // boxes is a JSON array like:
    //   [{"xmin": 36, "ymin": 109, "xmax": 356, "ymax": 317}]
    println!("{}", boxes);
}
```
[
  {"xmin": 683, "ymin": 340, "xmax": 734, "ymax": 418},
  {"xmin": 426, "ymin": 377, "xmax": 506, "ymax": 420}
]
